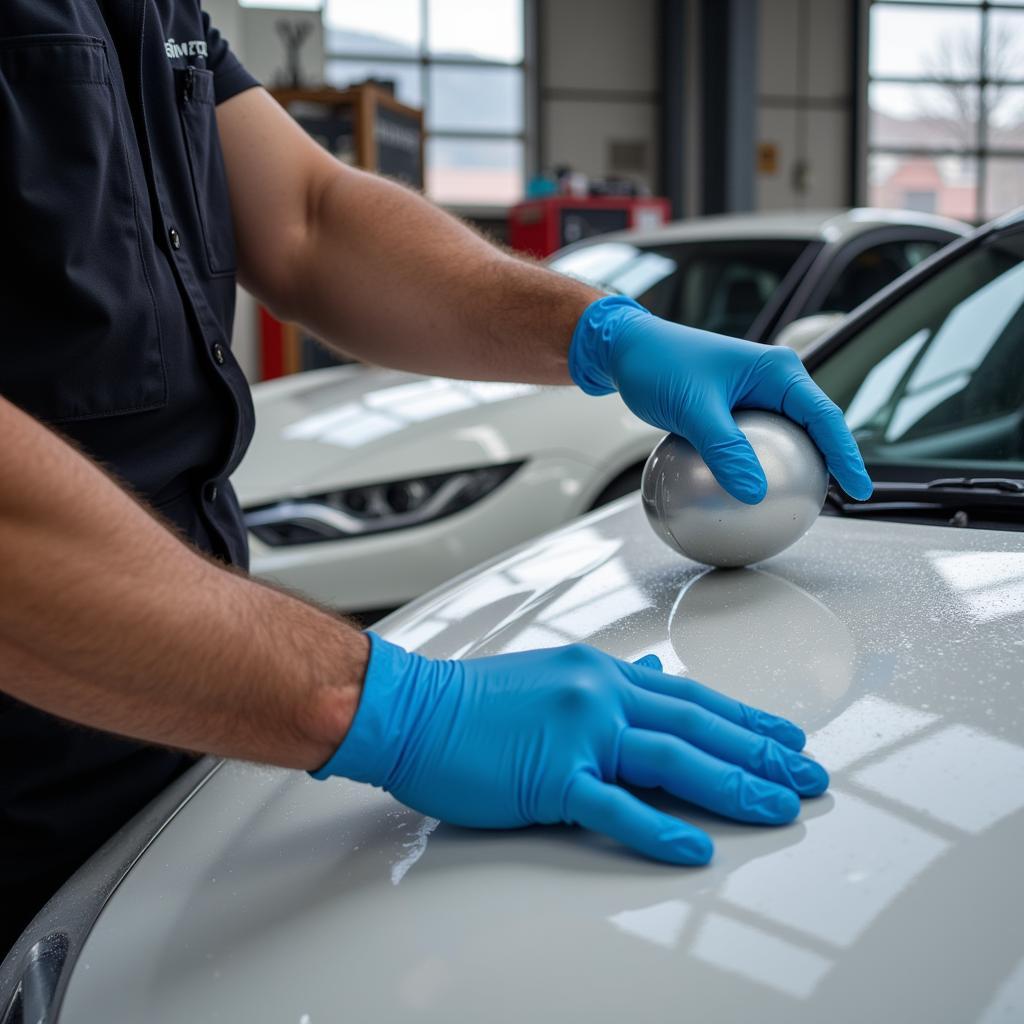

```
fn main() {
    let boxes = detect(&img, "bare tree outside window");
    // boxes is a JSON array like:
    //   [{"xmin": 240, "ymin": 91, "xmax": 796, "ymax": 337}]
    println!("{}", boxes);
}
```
[
  {"xmin": 867, "ymin": 1, "xmax": 1024, "ymax": 223},
  {"xmin": 916, "ymin": 22, "xmax": 1023, "ymax": 148}
]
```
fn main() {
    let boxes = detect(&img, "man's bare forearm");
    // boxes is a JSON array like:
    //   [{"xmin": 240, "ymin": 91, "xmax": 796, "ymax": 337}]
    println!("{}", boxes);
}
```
[
  {"xmin": 0, "ymin": 397, "xmax": 367, "ymax": 770},
  {"xmin": 293, "ymin": 167, "xmax": 602, "ymax": 381},
  {"xmin": 217, "ymin": 88, "xmax": 600, "ymax": 383}
]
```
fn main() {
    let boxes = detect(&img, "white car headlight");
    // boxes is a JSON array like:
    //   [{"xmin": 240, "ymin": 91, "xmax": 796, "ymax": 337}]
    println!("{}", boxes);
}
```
[{"xmin": 244, "ymin": 462, "xmax": 523, "ymax": 546}]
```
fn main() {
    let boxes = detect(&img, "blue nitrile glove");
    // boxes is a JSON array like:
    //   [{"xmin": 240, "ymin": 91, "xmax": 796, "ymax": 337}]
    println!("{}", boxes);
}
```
[
  {"xmin": 569, "ymin": 295, "xmax": 873, "ymax": 504},
  {"xmin": 313, "ymin": 633, "xmax": 829, "ymax": 864}
]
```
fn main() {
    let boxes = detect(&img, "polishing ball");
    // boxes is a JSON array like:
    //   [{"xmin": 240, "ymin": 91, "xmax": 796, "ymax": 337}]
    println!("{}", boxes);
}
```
[{"xmin": 641, "ymin": 411, "xmax": 828, "ymax": 568}]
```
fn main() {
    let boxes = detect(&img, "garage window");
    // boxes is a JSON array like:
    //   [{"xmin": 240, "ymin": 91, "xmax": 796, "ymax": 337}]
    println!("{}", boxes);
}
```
[
  {"xmin": 323, "ymin": 0, "xmax": 527, "ymax": 206},
  {"xmin": 867, "ymin": 0, "xmax": 1024, "ymax": 222}
]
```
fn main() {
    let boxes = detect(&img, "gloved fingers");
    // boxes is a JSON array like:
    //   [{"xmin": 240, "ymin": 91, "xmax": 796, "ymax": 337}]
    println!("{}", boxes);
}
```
[
  {"xmin": 632, "ymin": 653, "xmax": 663, "ymax": 671},
  {"xmin": 779, "ymin": 375, "xmax": 873, "ymax": 501},
  {"xmin": 618, "ymin": 729, "xmax": 800, "ymax": 825},
  {"xmin": 626, "ymin": 690, "xmax": 827, "ymax": 796},
  {"xmin": 622, "ymin": 661, "xmax": 806, "ymax": 751},
  {"xmin": 693, "ymin": 402, "xmax": 769, "ymax": 505},
  {"xmin": 564, "ymin": 771, "xmax": 713, "ymax": 865}
]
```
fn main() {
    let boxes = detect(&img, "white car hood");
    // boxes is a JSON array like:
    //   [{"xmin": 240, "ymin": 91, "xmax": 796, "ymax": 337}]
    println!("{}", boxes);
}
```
[
  {"xmin": 232, "ymin": 365, "xmax": 646, "ymax": 507},
  {"xmin": 62, "ymin": 505, "xmax": 1024, "ymax": 1023}
]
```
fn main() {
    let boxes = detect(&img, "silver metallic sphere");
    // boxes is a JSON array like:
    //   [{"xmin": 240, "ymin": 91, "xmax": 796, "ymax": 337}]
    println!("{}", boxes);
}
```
[{"xmin": 641, "ymin": 411, "xmax": 827, "ymax": 568}]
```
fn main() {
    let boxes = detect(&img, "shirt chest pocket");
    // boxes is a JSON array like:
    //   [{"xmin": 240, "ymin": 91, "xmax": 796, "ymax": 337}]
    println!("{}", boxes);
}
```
[
  {"xmin": 178, "ymin": 66, "xmax": 236, "ymax": 277},
  {"xmin": 0, "ymin": 34, "xmax": 167, "ymax": 423}
]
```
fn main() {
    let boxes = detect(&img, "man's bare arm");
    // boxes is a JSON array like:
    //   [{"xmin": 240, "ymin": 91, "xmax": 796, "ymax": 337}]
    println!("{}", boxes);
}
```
[
  {"xmin": 216, "ymin": 88, "xmax": 600, "ymax": 382},
  {"xmin": 0, "ymin": 397, "xmax": 367, "ymax": 769}
]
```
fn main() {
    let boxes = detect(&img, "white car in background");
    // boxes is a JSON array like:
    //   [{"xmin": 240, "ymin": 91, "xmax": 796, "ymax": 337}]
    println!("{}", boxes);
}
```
[{"xmin": 233, "ymin": 208, "xmax": 968, "ymax": 615}]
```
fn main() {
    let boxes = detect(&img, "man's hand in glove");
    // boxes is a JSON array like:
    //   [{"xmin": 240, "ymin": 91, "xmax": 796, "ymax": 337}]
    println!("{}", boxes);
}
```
[
  {"xmin": 313, "ymin": 634, "xmax": 828, "ymax": 865},
  {"xmin": 569, "ymin": 295, "xmax": 873, "ymax": 504}
]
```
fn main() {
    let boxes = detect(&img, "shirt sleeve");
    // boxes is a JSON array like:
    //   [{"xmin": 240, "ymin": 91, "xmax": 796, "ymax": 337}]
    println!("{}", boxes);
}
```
[{"xmin": 202, "ymin": 11, "xmax": 261, "ymax": 104}]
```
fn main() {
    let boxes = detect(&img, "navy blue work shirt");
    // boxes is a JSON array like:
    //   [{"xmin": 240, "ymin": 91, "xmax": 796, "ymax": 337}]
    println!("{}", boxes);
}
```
[{"xmin": 0, "ymin": 0, "xmax": 261, "ymax": 951}]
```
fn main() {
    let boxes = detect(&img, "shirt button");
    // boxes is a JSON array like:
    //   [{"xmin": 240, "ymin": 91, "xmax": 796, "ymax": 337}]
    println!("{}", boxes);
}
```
[
  {"xmin": 205, "ymin": 482, "xmax": 219, "ymax": 502},
  {"xmin": 169, "ymin": 227, "xmax": 181, "ymax": 251},
  {"xmin": 212, "ymin": 343, "xmax": 226, "ymax": 365}
]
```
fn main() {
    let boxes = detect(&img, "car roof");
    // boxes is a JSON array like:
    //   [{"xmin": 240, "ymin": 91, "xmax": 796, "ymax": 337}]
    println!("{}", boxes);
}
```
[
  {"xmin": 57, "ymin": 506, "xmax": 1024, "ymax": 1023},
  {"xmin": 992, "ymin": 203, "xmax": 1024, "ymax": 231},
  {"xmin": 556, "ymin": 208, "xmax": 972, "ymax": 250}
]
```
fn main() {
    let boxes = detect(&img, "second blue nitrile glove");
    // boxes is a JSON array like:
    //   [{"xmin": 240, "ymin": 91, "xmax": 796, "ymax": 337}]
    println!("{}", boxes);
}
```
[
  {"xmin": 569, "ymin": 295, "xmax": 873, "ymax": 504},
  {"xmin": 313, "ymin": 633, "xmax": 828, "ymax": 865}
]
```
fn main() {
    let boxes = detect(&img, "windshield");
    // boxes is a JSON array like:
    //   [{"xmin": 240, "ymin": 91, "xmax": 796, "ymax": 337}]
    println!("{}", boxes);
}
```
[
  {"xmin": 549, "ymin": 238, "xmax": 810, "ymax": 338},
  {"xmin": 813, "ymin": 229, "xmax": 1024, "ymax": 477}
]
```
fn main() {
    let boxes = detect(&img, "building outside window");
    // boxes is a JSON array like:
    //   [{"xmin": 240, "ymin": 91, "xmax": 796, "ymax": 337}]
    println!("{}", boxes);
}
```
[
  {"xmin": 322, "ymin": 0, "xmax": 526, "ymax": 207},
  {"xmin": 867, "ymin": 0, "xmax": 1024, "ymax": 222}
]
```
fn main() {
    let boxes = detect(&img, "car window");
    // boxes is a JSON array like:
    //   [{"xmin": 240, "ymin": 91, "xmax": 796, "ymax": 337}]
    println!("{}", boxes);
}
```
[
  {"xmin": 813, "ymin": 230, "xmax": 1024, "ymax": 472},
  {"xmin": 549, "ymin": 238, "xmax": 810, "ymax": 335},
  {"xmin": 819, "ymin": 240, "xmax": 943, "ymax": 315}
]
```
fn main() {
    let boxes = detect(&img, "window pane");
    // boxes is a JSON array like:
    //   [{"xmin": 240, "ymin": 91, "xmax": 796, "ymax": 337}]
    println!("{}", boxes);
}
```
[
  {"xmin": 987, "ymin": 85, "xmax": 1024, "ymax": 150},
  {"xmin": 323, "ymin": 0, "xmax": 421, "ymax": 56},
  {"xmin": 869, "ymin": 153, "xmax": 978, "ymax": 220},
  {"xmin": 813, "ymin": 233, "xmax": 1024, "ymax": 471},
  {"xmin": 870, "ymin": 5, "xmax": 982, "ymax": 79},
  {"xmin": 870, "ymin": 82, "xmax": 979, "ymax": 150},
  {"xmin": 662, "ymin": 241, "xmax": 810, "ymax": 337},
  {"xmin": 552, "ymin": 239, "xmax": 808, "ymax": 329},
  {"xmin": 821, "ymin": 241, "xmax": 942, "ymax": 315},
  {"xmin": 988, "ymin": 10, "xmax": 1024, "ymax": 80},
  {"xmin": 984, "ymin": 157, "xmax": 1024, "ymax": 219},
  {"xmin": 548, "ymin": 245, "xmax": 678, "ymax": 315},
  {"xmin": 324, "ymin": 59, "xmax": 422, "ymax": 106},
  {"xmin": 428, "ymin": 0, "xmax": 523, "ymax": 63},
  {"xmin": 426, "ymin": 137, "xmax": 523, "ymax": 205},
  {"xmin": 548, "ymin": 243, "xmax": 643, "ymax": 285},
  {"xmin": 427, "ymin": 66, "xmax": 523, "ymax": 132}
]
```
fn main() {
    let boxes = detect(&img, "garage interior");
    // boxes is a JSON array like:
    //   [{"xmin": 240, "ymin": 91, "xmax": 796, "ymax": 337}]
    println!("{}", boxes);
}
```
[
  {"xmin": 209, "ymin": 0, "xmax": 1022, "ymax": 380},
  {"xmin": 4, "ymin": 0, "xmax": 1024, "ymax": 1019}
]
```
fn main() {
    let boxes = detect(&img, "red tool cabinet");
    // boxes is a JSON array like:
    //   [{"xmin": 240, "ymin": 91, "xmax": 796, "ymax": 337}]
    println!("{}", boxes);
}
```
[{"xmin": 509, "ymin": 196, "xmax": 672, "ymax": 259}]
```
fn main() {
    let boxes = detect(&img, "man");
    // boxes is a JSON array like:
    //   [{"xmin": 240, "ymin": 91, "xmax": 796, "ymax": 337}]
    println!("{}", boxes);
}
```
[{"xmin": 0, "ymin": 2, "xmax": 872, "ymax": 955}]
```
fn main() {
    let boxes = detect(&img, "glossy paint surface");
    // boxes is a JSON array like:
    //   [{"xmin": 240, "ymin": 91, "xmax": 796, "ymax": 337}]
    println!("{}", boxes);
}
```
[
  {"xmin": 62, "ymin": 505, "xmax": 1024, "ymax": 1023},
  {"xmin": 642, "ymin": 412, "xmax": 828, "ymax": 567}
]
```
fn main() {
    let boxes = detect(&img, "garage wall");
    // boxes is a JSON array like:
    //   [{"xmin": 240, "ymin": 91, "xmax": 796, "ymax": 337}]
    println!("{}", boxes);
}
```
[
  {"xmin": 756, "ymin": 0, "xmax": 856, "ymax": 211},
  {"xmin": 204, "ymin": 0, "xmax": 861, "ymax": 377},
  {"xmin": 203, "ymin": 0, "xmax": 242, "ymax": 53},
  {"xmin": 204, "ymin": 0, "xmax": 326, "ymax": 382},
  {"xmin": 538, "ymin": 0, "xmax": 661, "ymax": 193},
  {"xmin": 202, "ymin": 0, "xmax": 260, "ymax": 381},
  {"xmin": 207, "ymin": 0, "xmax": 861, "ymax": 218},
  {"xmin": 204, "ymin": 0, "xmax": 324, "ymax": 87}
]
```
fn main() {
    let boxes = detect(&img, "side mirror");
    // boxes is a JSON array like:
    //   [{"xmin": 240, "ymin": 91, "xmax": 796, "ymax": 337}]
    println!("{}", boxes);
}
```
[{"xmin": 773, "ymin": 313, "xmax": 844, "ymax": 353}]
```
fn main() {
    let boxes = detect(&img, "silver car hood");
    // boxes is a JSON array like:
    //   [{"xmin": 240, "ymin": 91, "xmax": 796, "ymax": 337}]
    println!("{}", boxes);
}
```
[
  {"xmin": 62, "ymin": 506, "xmax": 1024, "ymax": 1023},
  {"xmin": 231, "ymin": 365, "xmax": 627, "ymax": 507}
]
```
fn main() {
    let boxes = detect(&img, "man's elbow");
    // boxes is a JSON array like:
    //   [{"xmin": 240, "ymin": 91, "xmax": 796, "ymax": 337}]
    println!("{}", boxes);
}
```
[
  {"xmin": 235, "ymin": 226, "xmax": 309, "ymax": 327},
  {"xmin": 238, "ymin": 159, "xmax": 352, "ymax": 326}
]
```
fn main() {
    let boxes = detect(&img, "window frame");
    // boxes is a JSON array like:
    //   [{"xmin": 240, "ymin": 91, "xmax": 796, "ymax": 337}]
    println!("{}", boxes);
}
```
[
  {"xmin": 799, "ymin": 226, "xmax": 962, "ymax": 316},
  {"xmin": 322, "ymin": 0, "xmax": 534, "ymax": 209},
  {"xmin": 859, "ymin": 0, "xmax": 1024, "ymax": 223}
]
